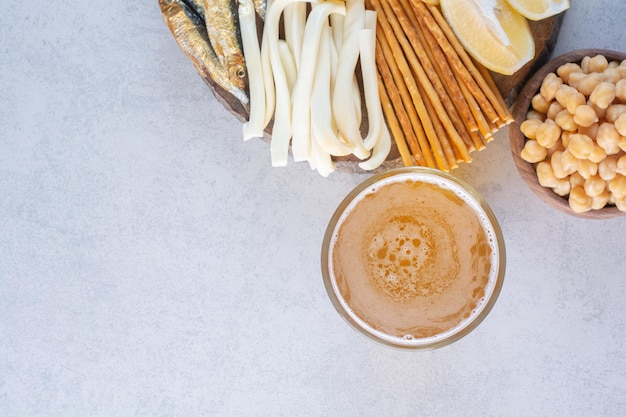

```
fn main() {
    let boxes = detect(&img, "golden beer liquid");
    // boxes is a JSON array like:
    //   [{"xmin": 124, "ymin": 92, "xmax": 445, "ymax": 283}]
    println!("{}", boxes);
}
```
[{"xmin": 325, "ymin": 170, "xmax": 503, "ymax": 347}]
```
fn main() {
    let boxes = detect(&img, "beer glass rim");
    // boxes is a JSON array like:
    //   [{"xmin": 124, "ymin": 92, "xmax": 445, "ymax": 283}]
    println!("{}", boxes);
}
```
[{"xmin": 321, "ymin": 167, "xmax": 506, "ymax": 350}]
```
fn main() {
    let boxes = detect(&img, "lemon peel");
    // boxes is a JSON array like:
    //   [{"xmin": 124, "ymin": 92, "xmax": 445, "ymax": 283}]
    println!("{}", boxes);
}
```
[
  {"xmin": 505, "ymin": 0, "xmax": 570, "ymax": 21},
  {"xmin": 440, "ymin": 0, "xmax": 535, "ymax": 75}
]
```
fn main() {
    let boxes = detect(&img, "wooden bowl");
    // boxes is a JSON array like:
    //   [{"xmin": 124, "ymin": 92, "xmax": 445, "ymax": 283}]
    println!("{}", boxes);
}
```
[{"xmin": 510, "ymin": 49, "xmax": 626, "ymax": 219}]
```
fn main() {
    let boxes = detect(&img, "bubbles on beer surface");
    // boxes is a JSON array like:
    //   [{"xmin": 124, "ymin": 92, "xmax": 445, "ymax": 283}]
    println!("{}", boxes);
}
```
[{"xmin": 366, "ymin": 213, "xmax": 459, "ymax": 302}]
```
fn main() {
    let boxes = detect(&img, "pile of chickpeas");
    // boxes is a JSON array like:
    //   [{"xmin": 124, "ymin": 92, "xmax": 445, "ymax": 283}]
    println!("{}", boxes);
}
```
[{"xmin": 520, "ymin": 54, "xmax": 626, "ymax": 213}]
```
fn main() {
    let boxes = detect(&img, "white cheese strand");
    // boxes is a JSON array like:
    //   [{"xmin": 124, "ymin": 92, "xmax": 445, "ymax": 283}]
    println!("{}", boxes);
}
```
[
  {"xmin": 283, "ymin": 3, "xmax": 307, "ymax": 70},
  {"xmin": 311, "ymin": 24, "xmax": 352, "ymax": 157},
  {"xmin": 240, "ymin": 0, "xmax": 265, "ymax": 141},
  {"xmin": 291, "ymin": 0, "xmax": 346, "ymax": 162},
  {"xmin": 252, "ymin": 0, "xmax": 390, "ymax": 174},
  {"xmin": 358, "ymin": 21, "xmax": 391, "ymax": 170},
  {"xmin": 352, "ymin": 75, "xmax": 362, "ymax": 127},
  {"xmin": 358, "ymin": 120, "xmax": 391, "ymax": 171},
  {"xmin": 263, "ymin": 0, "xmax": 309, "ymax": 166},
  {"xmin": 360, "ymin": 14, "xmax": 382, "ymax": 150},
  {"xmin": 260, "ymin": 30, "xmax": 275, "ymax": 127},
  {"xmin": 277, "ymin": 40, "xmax": 297, "ymax": 92},
  {"xmin": 311, "ymin": 128, "xmax": 335, "ymax": 177},
  {"xmin": 330, "ymin": 14, "xmax": 344, "ymax": 53},
  {"xmin": 331, "ymin": 0, "xmax": 369, "ymax": 160}
]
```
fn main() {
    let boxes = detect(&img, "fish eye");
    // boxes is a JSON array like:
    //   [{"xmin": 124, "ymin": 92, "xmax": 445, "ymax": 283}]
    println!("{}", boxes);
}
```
[{"xmin": 237, "ymin": 68, "xmax": 246, "ymax": 79}]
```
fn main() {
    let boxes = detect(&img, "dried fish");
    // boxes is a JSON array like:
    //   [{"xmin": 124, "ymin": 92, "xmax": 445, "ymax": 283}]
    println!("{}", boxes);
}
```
[
  {"xmin": 159, "ymin": 0, "xmax": 249, "ymax": 105},
  {"xmin": 253, "ymin": 0, "xmax": 267, "ymax": 19},
  {"xmin": 185, "ymin": 0, "xmax": 206, "ymax": 18},
  {"xmin": 203, "ymin": 0, "xmax": 247, "ymax": 90}
]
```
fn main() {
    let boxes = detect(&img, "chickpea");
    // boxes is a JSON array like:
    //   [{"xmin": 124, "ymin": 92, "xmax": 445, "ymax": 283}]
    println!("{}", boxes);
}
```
[
  {"xmin": 577, "ymin": 159, "xmax": 598, "ymax": 179},
  {"xmin": 554, "ymin": 109, "xmax": 577, "ymax": 131},
  {"xmin": 587, "ymin": 100, "xmax": 607, "ymax": 120},
  {"xmin": 569, "ymin": 171, "xmax": 585, "ymax": 188},
  {"xmin": 569, "ymin": 185, "xmax": 593, "ymax": 213},
  {"xmin": 546, "ymin": 137, "xmax": 565, "ymax": 158},
  {"xmin": 578, "ymin": 122, "xmax": 599, "ymax": 140},
  {"xmin": 614, "ymin": 195, "xmax": 626, "ymax": 212},
  {"xmin": 520, "ymin": 118, "xmax": 543, "ymax": 140},
  {"xmin": 617, "ymin": 60, "xmax": 626, "ymax": 78},
  {"xmin": 550, "ymin": 151, "xmax": 569, "ymax": 179},
  {"xmin": 540, "ymin": 72, "xmax": 563, "ymax": 101},
  {"xmin": 608, "ymin": 174, "xmax": 626, "ymax": 197},
  {"xmin": 555, "ymin": 84, "xmax": 585, "ymax": 114},
  {"xmin": 589, "ymin": 82, "xmax": 616, "ymax": 109},
  {"xmin": 580, "ymin": 56, "xmax": 592, "ymax": 73},
  {"xmin": 567, "ymin": 71, "xmax": 586, "ymax": 89},
  {"xmin": 591, "ymin": 189, "xmax": 611, "ymax": 210},
  {"xmin": 588, "ymin": 145, "xmax": 607, "ymax": 164},
  {"xmin": 561, "ymin": 131, "xmax": 573, "ymax": 148},
  {"xmin": 560, "ymin": 148, "xmax": 580, "ymax": 174},
  {"xmin": 615, "ymin": 79, "xmax": 626, "ymax": 102},
  {"xmin": 567, "ymin": 133, "xmax": 594, "ymax": 159},
  {"xmin": 617, "ymin": 153, "xmax": 626, "ymax": 176},
  {"xmin": 573, "ymin": 105, "xmax": 599, "ymax": 127},
  {"xmin": 554, "ymin": 84, "xmax": 584, "ymax": 110},
  {"xmin": 546, "ymin": 100, "xmax": 566, "ymax": 120},
  {"xmin": 526, "ymin": 109, "xmax": 546, "ymax": 121},
  {"xmin": 587, "ymin": 54, "xmax": 609, "ymax": 73},
  {"xmin": 531, "ymin": 93, "xmax": 551, "ymax": 114},
  {"xmin": 577, "ymin": 73, "xmax": 604, "ymax": 97},
  {"xmin": 603, "ymin": 67, "xmax": 621, "ymax": 84},
  {"xmin": 605, "ymin": 104, "xmax": 626, "ymax": 124},
  {"xmin": 536, "ymin": 161, "xmax": 558, "ymax": 188},
  {"xmin": 619, "ymin": 136, "xmax": 626, "ymax": 153},
  {"xmin": 547, "ymin": 101, "xmax": 565, "ymax": 121},
  {"xmin": 553, "ymin": 178, "xmax": 571, "ymax": 197},
  {"xmin": 521, "ymin": 140, "xmax": 547, "ymax": 163},
  {"xmin": 614, "ymin": 113, "xmax": 626, "ymax": 136},
  {"xmin": 583, "ymin": 175, "xmax": 606, "ymax": 197},
  {"xmin": 608, "ymin": 192, "xmax": 616, "ymax": 205},
  {"xmin": 596, "ymin": 122, "xmax": 621, "ymax": 154},
  {"xmin": 535, "ymin": 119, "xmax": 561, "ymax": 148},
  {"xmin": 599, "ymin": 154, "xmax": 619, "ymax": 180},
  {"xmin": 557, "ymin": 62, "xmax": 582, "ymax": 84}
]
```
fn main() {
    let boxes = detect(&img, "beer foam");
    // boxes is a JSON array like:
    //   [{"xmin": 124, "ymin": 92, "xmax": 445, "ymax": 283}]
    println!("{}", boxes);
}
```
[
  {"xmin": 327, "ymin": 171, "xmax": 502, "ymax": 347},
  {"xmin": 366, "ymin": 214, "xmax": 457, "ymax": 301}
]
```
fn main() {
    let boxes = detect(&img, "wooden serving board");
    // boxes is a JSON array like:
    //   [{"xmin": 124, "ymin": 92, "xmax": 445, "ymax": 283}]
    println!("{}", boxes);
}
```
[
  {"xmin": 492, "ymin": 15, "xmax": 564, "ymax": 107},
  {"xmin": 205, "ymin": 12, "xmax": 564, "ymax": 173}
]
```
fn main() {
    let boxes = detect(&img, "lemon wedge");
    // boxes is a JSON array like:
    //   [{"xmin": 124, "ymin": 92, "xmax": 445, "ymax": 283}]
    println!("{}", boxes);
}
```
[
  {"xmin": 505, "ymin": 0, "xmax": 569, "ymax": 21},
  {"xmin": 440, "ymin": 0, "xmax": 535, "ymax": 75}
]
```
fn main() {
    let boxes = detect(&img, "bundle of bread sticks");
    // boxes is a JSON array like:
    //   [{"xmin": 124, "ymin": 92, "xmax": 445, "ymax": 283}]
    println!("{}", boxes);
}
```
[{"xmin": 367, "ymin": 0, "xmax": 514, "ymax": 171}]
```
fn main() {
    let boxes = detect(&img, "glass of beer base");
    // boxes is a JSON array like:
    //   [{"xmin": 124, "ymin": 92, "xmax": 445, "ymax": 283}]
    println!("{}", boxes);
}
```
[{"xmin": 321, "ymin": 167, "xmax": 505, "ymax": 350}]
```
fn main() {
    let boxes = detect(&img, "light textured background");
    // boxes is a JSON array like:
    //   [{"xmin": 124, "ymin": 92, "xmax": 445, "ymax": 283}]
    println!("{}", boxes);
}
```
[{"xmin": 1, "ymin": 1, "xmax": 625, "ymax": 416}]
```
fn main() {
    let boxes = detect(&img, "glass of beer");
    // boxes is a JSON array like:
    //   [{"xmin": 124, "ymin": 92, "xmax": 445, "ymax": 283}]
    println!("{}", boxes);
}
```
[{"xmin": 321, "ymin": 167, "xmax": 505, "ymax": 349}]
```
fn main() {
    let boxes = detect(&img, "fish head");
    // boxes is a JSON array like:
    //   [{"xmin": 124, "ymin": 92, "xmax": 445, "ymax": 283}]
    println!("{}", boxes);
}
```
[{"xmin": 227, "ymin": 56, "xmax": 248, "ymax": 90}]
